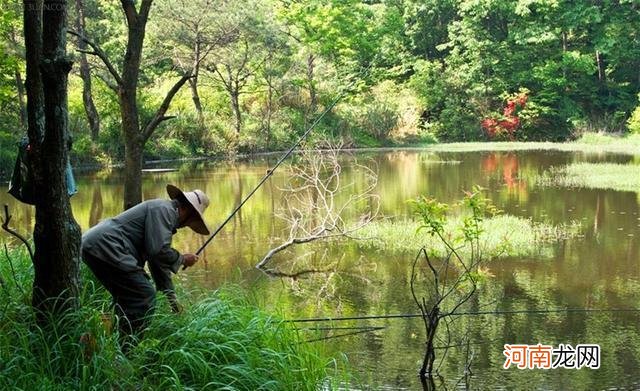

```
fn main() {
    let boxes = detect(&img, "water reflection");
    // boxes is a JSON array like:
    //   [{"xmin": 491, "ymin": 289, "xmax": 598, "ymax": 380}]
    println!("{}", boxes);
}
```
[{"xmin": 0, "ymin": 150, "xmax": 639, "ymax": 389}]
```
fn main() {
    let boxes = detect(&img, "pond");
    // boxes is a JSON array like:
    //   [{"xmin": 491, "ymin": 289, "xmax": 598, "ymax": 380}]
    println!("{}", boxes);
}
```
[{"xmin": 2, "ymin": 149, "xmax": 639, "ymax": 389}]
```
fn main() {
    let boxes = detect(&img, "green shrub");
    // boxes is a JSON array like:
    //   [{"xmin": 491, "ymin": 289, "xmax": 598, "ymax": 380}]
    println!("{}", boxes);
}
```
[{"xmin": 628, "ymin": 104, "xmax": 640, "ymax": 134}]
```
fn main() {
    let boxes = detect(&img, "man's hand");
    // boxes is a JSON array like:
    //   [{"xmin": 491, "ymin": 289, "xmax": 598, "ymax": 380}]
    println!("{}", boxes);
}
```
[{"xmin": 182, "ymin": 253, "xmax": 199, "ymax": 269}]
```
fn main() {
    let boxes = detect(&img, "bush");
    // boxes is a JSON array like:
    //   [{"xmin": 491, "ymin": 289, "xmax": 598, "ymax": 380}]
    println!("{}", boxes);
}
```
[
  {"xmin": 145, "ymin": 136, "xmax": 191, "ymax": 160},
  {"xmin": 628, "ymin": 104, "xmax": 640, "ymax": 134}
]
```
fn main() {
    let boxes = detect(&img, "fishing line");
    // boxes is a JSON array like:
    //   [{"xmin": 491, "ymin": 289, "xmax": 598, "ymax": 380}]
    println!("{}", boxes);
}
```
[
  {"xmin": 302, "ymin": 327, "xmax": 384, "ymax": 344},
  {"xmin": 194, "ymin": 62, "xmax": 376, "ymax": 257},
  {"xmin": 300, "ymin": 326, "xmax": 387, "ymax": 331},
  {"xmin": 287, "ymin": 308, "xmax": 640, "ymax": 323}
]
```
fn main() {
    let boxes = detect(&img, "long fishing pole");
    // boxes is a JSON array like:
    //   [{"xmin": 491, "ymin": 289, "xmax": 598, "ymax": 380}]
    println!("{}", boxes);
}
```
[{"xmin": 194, "ymin": 68, "xmax": 372, "ymax": 257}]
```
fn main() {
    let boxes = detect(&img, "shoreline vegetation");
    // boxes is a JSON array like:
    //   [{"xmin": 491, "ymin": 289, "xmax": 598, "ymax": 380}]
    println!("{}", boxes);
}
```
[
  {"xmin": 357, "ymin": 215, "xmax": 583, "ymax": 260},
  {"xmin": 0, "ymin": 249, "xmax": 345, "ymax": 390},
  {"xmin": 538, "ymin": 163, "xmax": 640, "ymax": 193},
  {"xmin": 74, "ymin": 132, "xmax": 640, "ymax": 171},
  {"xmin": 1, "ymin": 132, "xmax": 637, "ymax": 181}
]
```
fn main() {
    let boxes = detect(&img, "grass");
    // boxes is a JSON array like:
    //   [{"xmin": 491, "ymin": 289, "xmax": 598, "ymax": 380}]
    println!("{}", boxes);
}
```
[
  {"xmin": 356, "ymin": 215, "xmax": 582, "ymax": 259},
  {"xmin": 422, "ymin": 132, "xmax": 640, "ymax": 156},
  {"xmin": 538, "ymin": 162, "xmax": 640, "ymax": 193},
  {"xmin": 0, "ymin": 247, "xmax": 342, "ymax": 390}
]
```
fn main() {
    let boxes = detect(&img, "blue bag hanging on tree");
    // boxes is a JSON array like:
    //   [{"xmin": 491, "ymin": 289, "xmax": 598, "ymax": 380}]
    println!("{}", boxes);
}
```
[{"xmin": 8, "ymin": 137, "xmax": 78, "ymax": 205}]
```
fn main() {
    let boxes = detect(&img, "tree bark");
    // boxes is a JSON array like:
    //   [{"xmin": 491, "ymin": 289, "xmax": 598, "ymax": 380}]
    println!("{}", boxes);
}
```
[
  {"xmin": 307, "ymin": 53, "xmax": 317, "ymax": 115},
  {"xmin": 265, "ymin": 73, "xmax": 273, "ymax": 148},
  {"xmin": 120, "ymin": 86, "xmax": 143, "ymax": 210},
  {"xmin": 74, "ymin": 0, "xmax": 100, "ymax": 140},
  {"xmin": 23, "ymin": 0, "xmax": 82, "ymax": 316},
  {"xmin": 120, "ymin": 0, "xmax": 147, "ymax": 209},
  {"xmin": 595, "ymin": 50, "xmax": 606, "ymax": 83},
  {"xmin": 231, "ymin": 87, "xmax": 242, "ymax": 135}
]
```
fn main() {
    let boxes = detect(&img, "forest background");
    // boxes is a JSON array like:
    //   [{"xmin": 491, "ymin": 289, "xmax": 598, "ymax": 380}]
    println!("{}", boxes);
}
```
[{"xmin": 1, "ymin": 0, "xmax": 639, "ymax": 177}]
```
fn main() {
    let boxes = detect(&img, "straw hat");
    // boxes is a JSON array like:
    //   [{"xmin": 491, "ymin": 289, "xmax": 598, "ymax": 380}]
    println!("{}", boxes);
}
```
[{"xmin": 166, "ymin": 184, "xmax": 210, "ymax": 235}]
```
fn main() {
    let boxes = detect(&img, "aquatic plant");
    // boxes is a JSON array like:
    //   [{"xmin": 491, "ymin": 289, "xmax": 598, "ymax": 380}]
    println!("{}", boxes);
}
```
[
  {"xmin": 538, "ymin": 162, "xmax": 640, "ymax": 193},
  {"xmin": 356, "ymin": 215, "xmax": 582, "ymax": 260}
]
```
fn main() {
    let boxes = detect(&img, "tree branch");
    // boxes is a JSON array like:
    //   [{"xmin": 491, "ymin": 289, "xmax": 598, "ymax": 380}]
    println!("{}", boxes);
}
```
[
  {"xmin": 67, "ymin": 30, "xmax": 122, "ymax": 85},
  {"xmin": 120, "ymin": 0, "xmax": 138, "ymax": 27},
  {"xmin": 138, "ymin": 0, "xmax": 153, "ymax": 24},
  {"xmin": 142, "ymin": 72, "xmax": 193, "ymax": 141},
  {"xmin": 1, "ymin": 205, "xmax": 34, "ymax": 262}
]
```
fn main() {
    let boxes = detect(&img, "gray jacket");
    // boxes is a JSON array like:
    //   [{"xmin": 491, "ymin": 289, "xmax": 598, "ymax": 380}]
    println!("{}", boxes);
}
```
[{"xmin": 81, "ymin": 199, "xmax": 184, "ymax": 293}]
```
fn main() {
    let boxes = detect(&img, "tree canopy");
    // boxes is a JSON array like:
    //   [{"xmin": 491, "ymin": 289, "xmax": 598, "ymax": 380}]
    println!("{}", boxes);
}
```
[{"xmin": 0, "ymin": 0, "xmax": 638, "ymax": 177}]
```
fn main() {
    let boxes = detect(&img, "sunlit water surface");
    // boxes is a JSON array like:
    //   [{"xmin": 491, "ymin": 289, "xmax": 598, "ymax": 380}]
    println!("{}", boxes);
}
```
[{"xmin": 2, "ymin": 149, "xmax": 639, "ymax": 390}]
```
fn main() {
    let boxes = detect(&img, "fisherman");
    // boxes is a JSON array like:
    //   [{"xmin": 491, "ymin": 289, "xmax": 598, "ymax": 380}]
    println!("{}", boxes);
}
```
[{"xmin": 81, "ymin": 185, "xmax": 210, "ymax": 349}]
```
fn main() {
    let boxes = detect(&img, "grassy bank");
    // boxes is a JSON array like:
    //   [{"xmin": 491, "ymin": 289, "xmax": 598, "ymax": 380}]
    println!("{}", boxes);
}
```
[
  {"xmin": 538, "ymin": 162, "xmax": 640, "ymax": 193},
  {"xmin": 424, "ymin": 132, "xmax": 640, "ymax": 156},
  {"xmin": 357, "ymin": 215, "xmax": 582, "ymax": 259},
  {"xmin": 0, "ymin": 248, "xmax": 341, "ymax": 390}
]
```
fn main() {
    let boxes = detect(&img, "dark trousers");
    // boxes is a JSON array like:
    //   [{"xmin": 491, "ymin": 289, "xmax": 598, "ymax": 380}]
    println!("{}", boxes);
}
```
[{"xmin": 83, "ymin": 251, "xmax": 156, "ymax": 350}]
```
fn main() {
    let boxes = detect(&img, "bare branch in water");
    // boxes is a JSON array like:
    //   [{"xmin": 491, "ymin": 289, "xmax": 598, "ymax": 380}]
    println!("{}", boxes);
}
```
[{"xmin": 257, "ymin": 142, "xmax": 379, "ymax": 274}]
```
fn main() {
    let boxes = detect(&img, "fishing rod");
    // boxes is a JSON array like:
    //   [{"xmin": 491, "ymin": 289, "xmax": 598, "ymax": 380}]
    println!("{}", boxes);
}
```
[
  {"xmin": 286, "ymin": 308, "xmax": 640, "ymax": 323},
  {"xmin": 193, "ymin": 67, "xmax": 373, "ymax": 257}
]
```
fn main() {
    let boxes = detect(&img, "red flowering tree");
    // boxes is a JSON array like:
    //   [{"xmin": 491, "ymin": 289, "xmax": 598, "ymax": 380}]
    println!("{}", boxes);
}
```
[{"xmin": 481, "ymin": 92, "xmax": 528, "ymax": 140}]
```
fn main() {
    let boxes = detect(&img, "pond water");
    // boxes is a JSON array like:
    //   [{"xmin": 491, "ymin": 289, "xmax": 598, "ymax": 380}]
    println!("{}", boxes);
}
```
[{"xmin": 2, "ymin": 149, "xmax": 640, "ymax": 390}]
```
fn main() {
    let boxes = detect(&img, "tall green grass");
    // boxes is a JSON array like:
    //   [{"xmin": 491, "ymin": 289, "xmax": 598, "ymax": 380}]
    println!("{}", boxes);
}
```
[
  {"xmin": 0, "ymin": 247, "xmax": 341, "ymax": 390},
  {"xmin": 356, "ymin": 215, "xmax": 582, "ymax": 259},
  {"xmin": 538, "ymin": 162, "xmax": 640, "ymax": 193},
  {"xmin": 423, "ymin": 132, "xmax": 640, "ymax": 156}
]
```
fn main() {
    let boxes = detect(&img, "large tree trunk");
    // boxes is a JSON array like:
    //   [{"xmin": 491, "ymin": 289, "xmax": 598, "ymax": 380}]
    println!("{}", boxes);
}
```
[
  {"xmin": 74, "ymin": 0, "xmax": 100, "ymax": 140},
  {"xmin": 120, "ymin": 4, "xmax": 147, "ymax": 209},
  {"xmin": 24, "ymin": 0, "xmax": 82, "ymax": 316},
  {"xmin": 120, "ymin": 87, "xmax": 143, "ymax": 210}
]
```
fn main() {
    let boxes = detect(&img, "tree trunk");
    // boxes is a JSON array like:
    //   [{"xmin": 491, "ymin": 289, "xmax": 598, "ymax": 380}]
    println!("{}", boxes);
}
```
[
  {"xmin": 120, "ymin": 5, "xmax": 147, "ymax": 209},
  {"xmin": 231, "ymin": 89, "xmax": 241, "ymax": 135},
  {"xmin": 266, "ymin": 75, "xmax": 273, "ymax": 149},
  {"xmin": 595, "ymin": 50, "xmax": 605, "ymax": 83},
  {"xmin": 307, "ymin": 53, "xmax": 317, "ymax": 114},
  {"xmin": 74, "ymin": 0, "xmax": 100, "ymax": 140},
  {"xmin": 190, "ymin": 39, "xmax": 205, "ymax": 126},
  {"xmin": 189, "ymin": 77, "xmax": 204, "ymax": 125},
  {"xmin": 120, "ymin": 87, "xmax": 143, "ymax": 210},
  {"xmin": 24, "ymin": 0, "xmax": 82, "ymax": 316}
]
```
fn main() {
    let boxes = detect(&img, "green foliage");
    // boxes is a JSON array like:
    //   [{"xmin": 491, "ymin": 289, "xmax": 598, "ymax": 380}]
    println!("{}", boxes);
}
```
[
  {"xmin": 0, "ymin": 248, "xmax": 340, "ymax": 390},
  {"xmin": 628, "ymin": 100, "xmax": 640, "ymax": 134},
  {"xmin": 3, "ymin": 0, "xmax": 638, "ymax": 174},
  {"xmin": 0, "ymin": 129, "xmax": 17, "ymax": 177}
]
